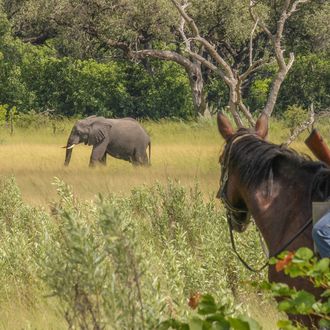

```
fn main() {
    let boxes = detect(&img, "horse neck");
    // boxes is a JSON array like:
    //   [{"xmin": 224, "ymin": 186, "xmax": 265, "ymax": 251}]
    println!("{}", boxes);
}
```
[{"xmin": 241, "ymin": 168, "xmax": 314, "ymax": 255}]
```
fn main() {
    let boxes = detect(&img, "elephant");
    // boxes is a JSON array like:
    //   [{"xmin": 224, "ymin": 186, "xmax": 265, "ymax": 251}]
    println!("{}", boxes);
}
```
[{"xmin": 63, "ymin": 116, "xmax": 151, "ymax": 167}]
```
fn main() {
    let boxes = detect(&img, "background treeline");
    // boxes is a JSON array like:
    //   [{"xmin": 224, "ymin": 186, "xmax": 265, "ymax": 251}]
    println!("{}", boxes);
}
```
[
  {"xmin": 0, "ymin": 15, "xmax": 193, "ymax": 119},
  {"xmin": 0, "ymin": 2, "xmax": 329, "ymax": 120}
]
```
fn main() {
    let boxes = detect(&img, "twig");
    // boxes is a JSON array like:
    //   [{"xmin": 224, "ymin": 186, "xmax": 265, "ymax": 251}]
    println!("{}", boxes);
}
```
[
  {"xmin": 285, "ymin": 103, "xmax": 315, "ymax": 146},
  {"xmin": 249, "ymin": 18, "xmax": 259, "ymax": 67}
]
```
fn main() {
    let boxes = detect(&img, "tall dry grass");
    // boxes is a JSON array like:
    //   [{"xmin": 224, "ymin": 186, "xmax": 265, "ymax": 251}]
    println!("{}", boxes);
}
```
[
  {"xmin": 0, "ymin": 119, "xmax": 221, "ymax": 204},
  {"xmin": 0, "ymin": 117, "xmax": 323, "ymax": 205}
]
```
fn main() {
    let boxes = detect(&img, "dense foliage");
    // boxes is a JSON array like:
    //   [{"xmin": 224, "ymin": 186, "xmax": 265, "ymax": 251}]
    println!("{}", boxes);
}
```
[
  {"xmin": 0, "ymin": 2, "xmax": 329, "ymax": 119},
  {"xmin": 159, "ymin": 249, "xmax": 330, "ymax": 330},
  {"xmin": 0, "ymin": 177, "xmax": 268, "ymax": 328},
  {"xmin": 0, "ymin": 15, "xmax": 194, "ymax": 119}
]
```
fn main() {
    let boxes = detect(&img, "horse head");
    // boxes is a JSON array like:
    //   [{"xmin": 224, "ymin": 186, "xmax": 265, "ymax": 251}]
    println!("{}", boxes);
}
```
[{"xmin": 217, "ymin": 112, "xmax": 269, "ymax": 232}]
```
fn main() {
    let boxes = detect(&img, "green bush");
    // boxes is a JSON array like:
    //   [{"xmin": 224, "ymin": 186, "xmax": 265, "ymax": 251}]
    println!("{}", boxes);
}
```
[
  {"xmin": 0, "ymin": 177, "xmax": 269, "ymax": 328},
  {"xmin": 159, "ymin": 294, "xmax": 261, "ymax": 330},
  {"xmin": 0, "ymin": 177, "xmax": 50, "ymax": 303},
  {"xmin": 278, "ymin": 54, "xmax": 330, "ymax": 111},
  {"xmin": 282, "ymin": 105, "xmax": 309, "ymax": 133},
  {"xmin": 249, "ymin": 78, "xmax": 272, "ymax": 112},
  {"xmin": 265, "ymin": 248, "xmax": 330, "ymax": 330}
]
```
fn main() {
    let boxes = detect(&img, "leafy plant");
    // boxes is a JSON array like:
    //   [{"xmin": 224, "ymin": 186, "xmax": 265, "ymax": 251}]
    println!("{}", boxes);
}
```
[
  {"xmin": 282, "ymin": 105, "xmax": 309, "ymax": 134},
  {"xmin": 158, "ymin": 293, "xmax": 261, "ymax": 330},
  {"xmin": 262, "ymin": 248, "xmax": 330, "ymax": 330}
]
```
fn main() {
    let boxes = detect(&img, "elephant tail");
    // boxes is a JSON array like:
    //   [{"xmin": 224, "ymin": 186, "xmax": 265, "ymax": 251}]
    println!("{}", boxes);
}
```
[{"xmin": 148, "ymin": 141, "xmax": 151, "ymax": 166}]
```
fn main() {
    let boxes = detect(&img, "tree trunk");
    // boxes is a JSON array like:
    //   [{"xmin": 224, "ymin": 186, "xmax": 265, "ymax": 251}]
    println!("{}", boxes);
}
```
[{"xmin": 186, "ymin": 63, "xmax": 207, "ymax": 116}]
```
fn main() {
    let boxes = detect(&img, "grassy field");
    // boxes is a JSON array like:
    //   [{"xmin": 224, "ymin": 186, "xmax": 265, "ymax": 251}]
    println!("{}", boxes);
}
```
[
  {"xmin": 0, "ymin": 117, "xmax": 320, "ymax": 205},
  {"xmin": 0, "ymin": 117, "xmax": 327, "ymax": 329},
  {"xmin": 0, "ymin": 119, "xmax": 222, "ymax": 205}
]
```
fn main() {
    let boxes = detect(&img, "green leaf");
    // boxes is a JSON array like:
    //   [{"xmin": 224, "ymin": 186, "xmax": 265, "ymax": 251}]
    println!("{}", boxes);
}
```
[
  {"xmin": 321, "ymin": 289, "xmax": 330, "ymax": 298},
  {"xmin": 314, "ymin": 258, "xmax": 330, "ymax": 273},
  {"xmin": 238, "ymin": 316, "xmax": 261, "ymax": 330},
  {"xmin": 276, "ymin": 251, "xmax": 291, "ymax": 259},
  {"xmin": 188, "ymin": 317, "xmax": 204, "ymax": 330},
  {"xmin": 228, "ymin": 317, "xmax": 250, "ymax": 330},
  {"xmin": 158, "ymin": 319, "xmax": 189, "ymax": 330},
  {"xmin": 198, "ymin": 295, "xmax": 217, "ymax": 315},
  {"xmin": 319, "ymin": 319, "xmax": 330, "ymax": 329},
  {"xmin": 277, "ymin": 320, "xmax": 298, "ymax": 330},
  {"xmin": 270, "ymin": 283, "xmax": 292, "ymax": 296},
  {"xmin": 206, "ymin": 314, "xmax": 230, "ymax": 330},
  {"xmin": 292, "ymin": 291, "xmax": 316, "ymax": 314},
  {"xmin": 269, "ymin": 257, "xmax": 278, "ymax": 265},
  {"xmin": 278, "ymin": 300, "xmax": 294, "ymax": 312},
  {"xmin": 210, "ymin": 320, "xmax": 230, "ymax": 330},
  {"xmin": 294, "ymin": 248, "xmax": 314, "ymax": 260}
]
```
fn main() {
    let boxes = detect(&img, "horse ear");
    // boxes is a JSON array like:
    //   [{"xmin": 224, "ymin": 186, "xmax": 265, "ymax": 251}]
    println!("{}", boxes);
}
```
[
  {"xmin": 255, "ymin": 113, "xmax": 268, "ymax": 139},
  {"xmin": 217, "ymin": 112, "xmax": 235, "ymax": 141}
]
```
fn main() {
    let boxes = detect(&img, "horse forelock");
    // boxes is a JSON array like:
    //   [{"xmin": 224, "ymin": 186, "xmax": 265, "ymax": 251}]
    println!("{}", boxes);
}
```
[{"xmin": 221, "ymin": 130, "xmax": 325, "ymax": 190}]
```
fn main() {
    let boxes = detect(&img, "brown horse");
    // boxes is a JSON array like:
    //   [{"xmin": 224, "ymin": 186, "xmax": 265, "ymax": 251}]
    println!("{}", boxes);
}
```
[{"xmin": 216, "ymin": 112, "xmax": 328, "ymax": 328}]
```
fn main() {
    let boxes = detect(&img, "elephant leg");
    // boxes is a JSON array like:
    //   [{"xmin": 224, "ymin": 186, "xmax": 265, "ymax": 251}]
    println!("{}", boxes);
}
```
[
  {"xmin": 133, "ymin": 150, "xmax": 148, "ymax": 166},
  {"xmin": 89, "ymin": 142, "xmax": 108, "ymax": 167},
  {"xmin": 100, "ymin": 153, "xmax": 107, "ymax": 166},
  {"xmin": 131, "ymin": 150, "xmax": 140, "ymax": 166},
  {"xmin": 141, "ymin": 152, "xmax": 148, "ymax": 166}
]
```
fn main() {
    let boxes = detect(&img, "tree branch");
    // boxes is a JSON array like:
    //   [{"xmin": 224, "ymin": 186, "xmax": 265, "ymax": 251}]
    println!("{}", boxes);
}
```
[
  {"xmin": 285, "ymin": 103, "xmax": 315, "ymax": 146},
  {"xmin": 249, "ymin": 0, "xmax": 272, "ymax": 39},
  {"xmin": 249, "ymin": 0, "xmax": 309, "ymax": 117},
  {"xmin": 131, "ymin": 49, "xmax": 196, "ymax": 72},
  {"xmin": 249, "ymin": 18, "xmax": 259, "ymax": 67}
]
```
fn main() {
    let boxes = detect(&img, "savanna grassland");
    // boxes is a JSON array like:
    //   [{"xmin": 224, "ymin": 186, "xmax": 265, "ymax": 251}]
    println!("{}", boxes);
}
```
[
  {"xmin": 0, "ymin": 118, "xmax": 319, "ymax": 205},
  {"xmin": 0, "ymin": 118, "xmax": 328, "ymax": 330},
  {"xmin": 0, "ymin": 119, "xmax": 221, "ymax": 205}
]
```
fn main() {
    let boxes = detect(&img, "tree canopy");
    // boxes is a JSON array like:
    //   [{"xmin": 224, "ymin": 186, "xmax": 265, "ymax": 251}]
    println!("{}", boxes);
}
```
[{"xmin": 0, "ymin": 0, "xmax": 328, "ymax": 120}]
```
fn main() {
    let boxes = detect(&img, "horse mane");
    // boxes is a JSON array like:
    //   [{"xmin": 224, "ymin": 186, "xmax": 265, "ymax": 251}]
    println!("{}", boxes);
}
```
[{"xmin": 221, "ymin": 128, "xmax": 326, "ymax": 190}]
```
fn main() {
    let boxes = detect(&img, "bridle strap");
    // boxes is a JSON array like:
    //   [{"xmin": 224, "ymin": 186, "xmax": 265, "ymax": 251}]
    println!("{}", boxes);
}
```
[{"xmin": 228, "ymin": 217, "xmax": 313, "ymax": 272}]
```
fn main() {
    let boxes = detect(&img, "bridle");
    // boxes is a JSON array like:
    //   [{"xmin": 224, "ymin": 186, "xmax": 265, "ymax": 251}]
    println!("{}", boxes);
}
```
[
  {"xmin": 219, "ymin": 134, "xmax": 252, "ymax": 229},
  {"xmin": 219, "ymin": 133, "xmax": 313, "ymax": 273}
]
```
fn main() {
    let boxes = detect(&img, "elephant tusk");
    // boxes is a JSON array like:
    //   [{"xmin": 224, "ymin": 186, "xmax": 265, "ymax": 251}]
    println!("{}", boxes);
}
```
[{"xmin": 66, "ymin": 144, "xmax": 76, "ymax": 150}]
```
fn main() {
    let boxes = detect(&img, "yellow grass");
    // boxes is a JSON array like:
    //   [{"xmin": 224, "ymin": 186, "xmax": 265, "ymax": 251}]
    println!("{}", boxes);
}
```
[
  {"xmin": 0, "ymin": 117, "xmax": 323, "ymax": 205},
  {"xmin": 0, "ymin": 119, "xmax": 224, "ymax": 205}
]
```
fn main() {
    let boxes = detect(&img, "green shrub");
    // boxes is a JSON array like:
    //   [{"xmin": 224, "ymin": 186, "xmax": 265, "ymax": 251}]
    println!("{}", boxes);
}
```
[
  {"xmin": 0, "ymin": 177, "xmax": 50, "ymax": 303},
  {"xmin": 159, "ymin": 294, "xmax": 261, "ymax": 330},
  {"xmin": 282, "ymin": 105, "xmax": 308, "ymax": 133},
  {"xmin": 0, "ymin": 177, "xmax": 270, "ymax": 327},
  {"xmin": 264, "ymin": 248, "xmax": 330, "ymax": 330}
]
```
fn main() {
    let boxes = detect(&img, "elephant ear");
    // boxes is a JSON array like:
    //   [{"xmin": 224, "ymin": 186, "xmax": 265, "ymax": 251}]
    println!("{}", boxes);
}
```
[{"xmin": 88, "ymin": 122, "xmax": 112, "ymax": 145}]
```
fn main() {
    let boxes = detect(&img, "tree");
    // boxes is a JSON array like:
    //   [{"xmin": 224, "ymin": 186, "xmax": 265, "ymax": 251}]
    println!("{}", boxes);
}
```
[{"xmin": 3, "ymin": 0, "xmax": 324, "ymax": 122}]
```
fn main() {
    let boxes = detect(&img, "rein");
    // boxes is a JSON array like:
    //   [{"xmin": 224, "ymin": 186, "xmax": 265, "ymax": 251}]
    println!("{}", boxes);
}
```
[
  {"xmin": 220, "ymin": 133, "xmax": 313, "ymax": 273},
  {"xmin": 228, "ymin": 216, "xmax": 312, "ymax": 273}
]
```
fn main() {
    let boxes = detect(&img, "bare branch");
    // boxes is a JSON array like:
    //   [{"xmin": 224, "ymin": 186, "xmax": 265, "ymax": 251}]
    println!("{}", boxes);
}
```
[
  {"xmin": 239, "ymin": 58, "xmax": 267, "ymax": 82},
  {"xmin": 171, "ymin": 0, "xmax": 234, "ymax": 79},
  {"xmin": 131, "ymin": 49, "xmax": 196, "ymax": 72},
  {"xmin": 249, "ymin": 0, "xmax": 309, "ymax": 117},
  {"xmin": 239, "ymin": 102, "xmax": 255, "ymax": 126},
  {"xmin": 249, "ymin": 18, "xmax": 259, "ymax": 67},
  {"xmin": 285, "ymin": 103, "xmax": 315, "ymax": 146},
  {"xmin": 249, "ymin": 0, "xmax": 272, "ymax": 38},
  {"xmin": 178, "ymin": 1, "xmax": 191, "ymax": 51},
  {"xmin": 170, "ymin": 0, "xmax": 200, "ymax": 36},
  {"xmin": 288, "ymin": 0, "xmax": 310, "ymax": 17},
  {"xmin": 185, "ymin": 51, "xmax": 230, "ymax": 83}
]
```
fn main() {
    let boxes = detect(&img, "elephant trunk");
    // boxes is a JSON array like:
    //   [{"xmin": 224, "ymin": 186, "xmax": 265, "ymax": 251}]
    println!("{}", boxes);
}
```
[
  {"xmin": 64, "ymin": 134, "xmax": 79, "ymax": 166},
  {"xmin": 64, "ymin": 147, "xmax": 73, "ymax": 166}
]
